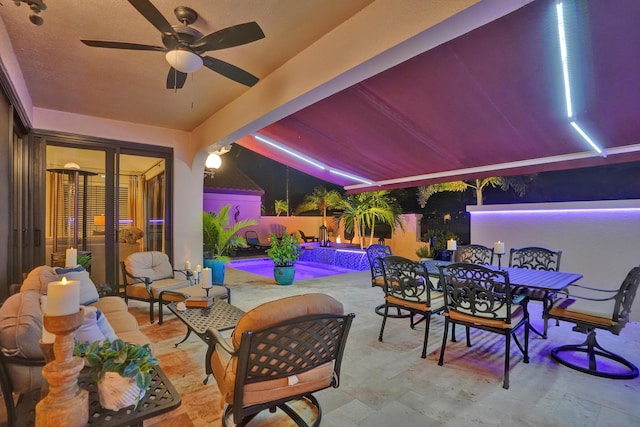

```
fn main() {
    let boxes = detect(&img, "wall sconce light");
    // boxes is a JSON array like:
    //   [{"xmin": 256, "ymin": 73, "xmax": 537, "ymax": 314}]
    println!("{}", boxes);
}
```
[{"xmin": 204, "ymin": 153, "xmax": 222, "ymax": 178}]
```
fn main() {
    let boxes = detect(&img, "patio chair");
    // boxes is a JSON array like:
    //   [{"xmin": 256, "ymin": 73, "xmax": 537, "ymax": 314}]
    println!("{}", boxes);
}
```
[
  {"xmin": 207, "ymin": 293, "xmax": 355, "ymax": 426},
  {"xmin": 244, "ymin": 230, "xmax": 270, "ymax": 251},
  {"xmin": 120, "ymin": 251, "xmax": 193, "ymax": 323},
  {"xmin": 438, "ymin": 262, "xmax": 530, "ymax": 389},
  {"xmin": 379, "ymin": 256, "xmax": 445, "ymax": 359},
  {"xmin": 455, "ymin": 244, "xmax": 494, "ymax": 265},
  {"xmin": 298, "ymin": 230, "xmax": 318, "ymax": 243},
  {"xmin": 545, "ymin": 265, "xmax": 640, "ymax": 379},
  {"xmin": 509, "ymin": 246, "xmax": 563, "ymax": 337},
  {"xmin": 365, "ymin": 244, "xmax": 408, "ymax": 318}
]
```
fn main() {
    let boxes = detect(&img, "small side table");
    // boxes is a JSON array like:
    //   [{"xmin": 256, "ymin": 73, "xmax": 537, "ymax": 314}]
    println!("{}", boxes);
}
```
[
  {"xmin": 167, "ymin": 300, "xmax": 245, "ymax": 383},
  {"xmin": 16, "ymin": 365, "xmax": 181, "ymax": 427}
]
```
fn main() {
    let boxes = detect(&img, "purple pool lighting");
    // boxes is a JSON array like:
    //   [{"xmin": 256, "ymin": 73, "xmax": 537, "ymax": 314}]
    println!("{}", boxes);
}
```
[{"xmin": 230, "ymin": 259, "xmax": 359, "ymax": 281}]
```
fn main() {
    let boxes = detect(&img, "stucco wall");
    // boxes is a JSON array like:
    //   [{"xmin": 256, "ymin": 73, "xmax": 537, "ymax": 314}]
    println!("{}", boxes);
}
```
[{"xmin": 468, "ymin": 200, "xmax": 640, "ymax": 321}]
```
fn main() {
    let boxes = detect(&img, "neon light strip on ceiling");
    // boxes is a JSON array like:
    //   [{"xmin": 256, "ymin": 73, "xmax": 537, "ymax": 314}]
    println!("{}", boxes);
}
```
[
  {"xmin": 556, "ymin": 1, "xmax": 605, "ymax": 156},
  {"xmin": 253, "ymin": 133, "xmax": 376, "ymax": 185},
  {"xmin": 470, "ymin": 207, "xmax": 640, "ymax": 215}
]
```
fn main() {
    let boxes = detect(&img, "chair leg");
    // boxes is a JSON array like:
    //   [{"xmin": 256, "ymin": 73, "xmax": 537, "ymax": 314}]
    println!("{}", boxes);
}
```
[
  {"xmin": 465, "ymin": 326, "xmax": 471, "ymax": 347},
  {"xmin": 378, "ymin": 305, "xmax": 389, "ymax": 342},
  {"xmin": 438, "ymin": 319, "xmax": 449, "ymax": 366},
  {"xmin": 551, "ymin": 330, "xmax": 639, "ymax": 379},
  {"xmin": 421, "ymin": 314, "xmax": 430, "ymax": 359},
  {"xmin": 149, "ymin": 299, "xmax": 155, "ymax": 324},
  {"xmin": 503, "ymin": 332, "xmax": 511, "ymax": 389}
]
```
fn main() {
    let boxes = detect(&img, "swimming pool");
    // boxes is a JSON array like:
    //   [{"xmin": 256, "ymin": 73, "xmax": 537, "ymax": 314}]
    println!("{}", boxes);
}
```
[{"xmin": 230, "ymin": 259, "xmax": 359, "ymax": 281}]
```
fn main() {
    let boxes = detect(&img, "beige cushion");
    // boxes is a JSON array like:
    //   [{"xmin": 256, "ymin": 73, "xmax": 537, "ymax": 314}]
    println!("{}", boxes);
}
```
[
  {"xmin": 124, "ymin": 278, "xmax": 191, "ymax": 299},
  {"xmin": 20, "ymin": 265, "xmax": 58, "ymax": 294},
  {"xmin": 449, "ymin": 305, "xmax": 526, "ymax": 329},
  {"xmin": 232, "ymin": 293, "xmax": 343, "ymax": 349},
  {"xmin": 124, "ymin": 251, "xmax": 174, "ymax": 284},
  {"xmin": 548, "ymin": 298, "xmax": 614, "ymax": 327},
  {"xmin": 92, "ymin": 296, "xmax": 129, "ymax": 314}
]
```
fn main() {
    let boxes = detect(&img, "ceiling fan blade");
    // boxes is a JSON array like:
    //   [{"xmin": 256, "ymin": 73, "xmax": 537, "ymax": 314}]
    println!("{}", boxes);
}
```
[
  {"xmin": 166, "ymin": 68, "xmax": 187, "ymax": 90},
  {"xmin": 128, "ymin": 0, "xmax": 178, "ymax": 38},
  {"xmin": 193, "ymin": 22, "xmax": 265, "ymax": 52},
  {"xmin": 202, "ymin": 56, "xmax": 259, "ymax": 87},
  {"xmin": 81, "ymin": 40, "xmax": 164, "ymax": 51}
]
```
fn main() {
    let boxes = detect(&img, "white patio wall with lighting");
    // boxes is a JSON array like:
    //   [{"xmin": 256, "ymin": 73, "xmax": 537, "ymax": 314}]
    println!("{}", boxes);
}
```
[{"xmin": 468, "ymin": 200, "xmax": 640, "ymax": 321}]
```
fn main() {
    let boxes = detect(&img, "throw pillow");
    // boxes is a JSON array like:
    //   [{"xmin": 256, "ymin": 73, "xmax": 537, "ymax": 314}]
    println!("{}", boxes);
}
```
[
  {"xmin": 54, "ymin": 267, "xmax": 100, "ymax": 305},
  {"xmin": 73, "ymin": 305, "xmax": 118, "ymax": 346}
]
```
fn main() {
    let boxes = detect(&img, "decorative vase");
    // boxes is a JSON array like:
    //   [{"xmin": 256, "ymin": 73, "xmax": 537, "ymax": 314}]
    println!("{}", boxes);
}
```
[
  {"xmin": 204, "ymin": 258, "xmax": 226, "ymax": 285},
  {"xmin": 273, "ymin": 265, "xmax": 295, "ymax": 285},
  {"xmin": 97, "ymin": 372, "xmax": 145, "ymax": 411}
]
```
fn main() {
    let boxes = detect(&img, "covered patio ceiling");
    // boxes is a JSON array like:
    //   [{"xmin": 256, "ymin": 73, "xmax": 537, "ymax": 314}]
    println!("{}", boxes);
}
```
[{"xmin": 238, "ymin": 0, "xmax": 640, "ymax": 192}]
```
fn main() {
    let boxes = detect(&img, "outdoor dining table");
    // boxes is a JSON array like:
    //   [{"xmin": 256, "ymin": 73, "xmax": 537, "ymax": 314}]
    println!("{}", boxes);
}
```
[
  {"xmin": 420, "ymin": 259, "xmax": 583, "ymax": 292},
  {"xmin": 421, "ymin": 259, "xmax": 583, "ymax": 338}
]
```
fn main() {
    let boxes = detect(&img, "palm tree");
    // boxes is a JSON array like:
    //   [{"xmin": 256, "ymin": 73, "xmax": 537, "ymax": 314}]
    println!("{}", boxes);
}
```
[
  {"xmin": 274, "ymin": 200, "xmax": 287, "ymax": 216},
  {"xmin": 295, "ymin": 186, "xmax": 343, "ymax": 226},
  {"xmin": 337, "ymin": 191, "xmax": 404, "ymax": 249},
  {"xmin": 417, "ymin": 176, "xmax": 534, "ymax": 207}
]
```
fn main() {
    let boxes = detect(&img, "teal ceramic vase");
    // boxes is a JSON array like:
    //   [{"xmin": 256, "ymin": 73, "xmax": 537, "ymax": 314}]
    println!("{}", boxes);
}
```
[{"xmin": 273, "ymin": 265, "xmax": 295, "ymax": 285}]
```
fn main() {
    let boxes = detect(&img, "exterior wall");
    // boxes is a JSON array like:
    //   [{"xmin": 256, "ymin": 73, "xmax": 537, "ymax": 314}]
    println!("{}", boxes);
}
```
[
  {"xmin": 203, "ymin": 193, "xmax": 262, "ymax": 225},
  {"xmin": 468, "ymin": 200, "xmax": 640, "ymax": 321}
]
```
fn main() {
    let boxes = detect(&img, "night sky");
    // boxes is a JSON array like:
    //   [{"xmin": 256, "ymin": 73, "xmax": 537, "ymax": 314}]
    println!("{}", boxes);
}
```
[{"xmin": 226, "ymin": 144, "xmax": 640, "ymax": 215}]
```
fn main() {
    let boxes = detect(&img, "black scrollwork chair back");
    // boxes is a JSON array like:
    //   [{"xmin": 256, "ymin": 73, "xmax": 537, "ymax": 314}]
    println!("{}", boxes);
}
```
[
  {"xmin": 545, "ymin": 265, "xmax": 640, "ymax": 379},
  {"xmin": 456, "ymin": 244, "xmax": 495, "ymax": 265},
  {"xmin": 207, "ymin": 293, "xmax": 355, "ymax": 426},
  {"xmin": 379, "ymin": 256, "xmax": 445, "ymax": 359},
  {"xmin": 438, "ymin": 262, "xmax": 530, "ymax": 389},
  {"xmin": 509, "ymin": 246, "xmax": 563, "ymax": 337},
  {"xmin": 365, "ymin": 244, "xmax": 392, "ymax": 287}
]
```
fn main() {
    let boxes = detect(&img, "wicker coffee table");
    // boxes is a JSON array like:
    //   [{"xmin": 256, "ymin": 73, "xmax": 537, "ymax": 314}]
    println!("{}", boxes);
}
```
[{"xmin": 167, "ymin": 299, "xmax": 245, "ymax": 383}]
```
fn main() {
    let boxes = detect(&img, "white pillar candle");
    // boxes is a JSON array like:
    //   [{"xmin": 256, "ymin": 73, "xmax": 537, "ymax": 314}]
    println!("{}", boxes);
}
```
[
  {"xmin": 201, "ymin": 267, "xmax": 213, "ymax": 289},
  {"xmin": 184, "ymin": 260, "xmax": 191, "ymax": 271},
  {"xmin": 65, "ymin": 248, "xmax": 77, "ymax": 268},
  {"xmin": 336, "ymin": 236, "xmax": 341, "ymax": 244},
  {"xmin": 195, "ymin": 264, "xmax": 202, "ymax": 273},
  {"xmin": 46, "ymin": 277, "xmax": 80, "ymax": 316},
  {"xmin": 447, "ymin": 239, "xmax": 457, "ymax": 251},
  {"xmin": 494, "ymin": 241, "xmax": 505, "ymax": 255},
  {"xmin": 40, "ymin": 296, "xmax": 56, "ymax": 344}
]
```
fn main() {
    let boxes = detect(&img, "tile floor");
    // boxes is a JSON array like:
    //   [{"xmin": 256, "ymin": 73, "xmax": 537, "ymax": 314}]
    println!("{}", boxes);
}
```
[{"xmin": 4, "ymin": 267, "xmax": 640, "ymax": 426}]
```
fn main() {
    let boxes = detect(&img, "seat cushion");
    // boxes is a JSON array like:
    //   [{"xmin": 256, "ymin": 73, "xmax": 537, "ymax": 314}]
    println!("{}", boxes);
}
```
[
  {"xmin": 125, "ymin": 278, "xmax": 191, "ymax": 299},
  {"xmin": 449, "ymin": 304, "xmax": 526, "ymax": 329},
  {"xmin": 211, "ymin": 337, "xmax": 335, "ymax": 406},
  {"xmin": 548, "ymin": 298, "xmax": 614, "ymax": 327},
  {"xmin": 124, "ymin": 251, "xmax": 174, "ymax": 283}
]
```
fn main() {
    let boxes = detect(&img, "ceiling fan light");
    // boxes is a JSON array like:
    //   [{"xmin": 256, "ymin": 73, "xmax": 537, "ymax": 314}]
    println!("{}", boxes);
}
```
[{"xmin": 165, "ymin": 49, "xmax": 203, "ymax": 73}]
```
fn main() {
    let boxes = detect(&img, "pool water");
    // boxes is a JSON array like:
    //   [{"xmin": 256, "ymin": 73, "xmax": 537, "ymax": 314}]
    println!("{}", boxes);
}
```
[{"xmin": 230, "ymin": 259, "xmax": 358, "ymax": 281}]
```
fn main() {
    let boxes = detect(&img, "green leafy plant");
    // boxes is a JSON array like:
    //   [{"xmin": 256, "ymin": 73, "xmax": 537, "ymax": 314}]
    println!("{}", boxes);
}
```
[
  {"xmin": 76, "ymin": 339, "xmax": 159, "ymax": 393},
  {"xmin": 416, "ymin": 245, "xmax": 435, "ymax": 259},
  {"xmin": 77, "ymin": 254, "xmax": 92, "ymax": 269},
  {"xmin": 266, "ymin": 231, "xmax": 302, "ymax": 267},
  {"xmin": 424, "ymin": 230, "xmax": 459, "ymax": 252},
  {"xmin": 203, "ymin": 205, "xmax": 258, "ymax": 263}
]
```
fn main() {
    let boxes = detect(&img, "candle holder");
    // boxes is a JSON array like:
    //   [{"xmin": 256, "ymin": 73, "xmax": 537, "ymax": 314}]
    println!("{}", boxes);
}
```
[
  {"xmin": 36, "ymin": 309, "xmax": 88, "ymax": 427},
  {"xmin": 496, "ymin": 253, "xmax": 503, "ymax": 269}
]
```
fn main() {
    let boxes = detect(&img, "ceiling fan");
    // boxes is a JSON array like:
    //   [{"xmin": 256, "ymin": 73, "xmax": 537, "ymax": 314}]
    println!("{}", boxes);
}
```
[{"xmin": 81, "ymin": 0, "xmax": 265, "ymax": 89}]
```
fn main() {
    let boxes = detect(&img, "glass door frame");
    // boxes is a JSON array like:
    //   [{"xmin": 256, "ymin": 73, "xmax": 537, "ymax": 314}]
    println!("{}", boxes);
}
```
[{"xmin": 33, "ymin": 131, "xmax": 173, "ymax": 293}]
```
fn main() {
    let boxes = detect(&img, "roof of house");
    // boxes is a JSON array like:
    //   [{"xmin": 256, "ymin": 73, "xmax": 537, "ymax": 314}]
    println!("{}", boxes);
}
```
[{"xmin": 203, "ymin": 162, "xmax": 265, "ymax": 196}]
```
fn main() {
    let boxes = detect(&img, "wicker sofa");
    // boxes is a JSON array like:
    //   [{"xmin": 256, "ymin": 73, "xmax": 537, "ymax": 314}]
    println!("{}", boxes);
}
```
[{"xmin": 0, "ymin": 265, "xmax": 150, "ymax": 424}]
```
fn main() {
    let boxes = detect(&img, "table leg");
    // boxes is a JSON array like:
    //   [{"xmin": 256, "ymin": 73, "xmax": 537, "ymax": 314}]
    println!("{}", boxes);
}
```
[{"xmin": 174, "ymin": 329, "xmax": 193, "ymax": 347}]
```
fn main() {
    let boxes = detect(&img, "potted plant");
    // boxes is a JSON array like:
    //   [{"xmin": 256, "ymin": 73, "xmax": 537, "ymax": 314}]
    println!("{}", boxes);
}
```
[
  {"xmin": 266, "ymin": 230, "xmax": 302, "ymax": 285},
  {"xmin": 425, "ymin": 230, "xmax": 459, "ymax": 261},
  {"xmin": 76, "ymin": 339, "xmax": 159, "ymax": 411},
  {"xmin": 203, "ymin": 205, "xmax": 257, "ymax": 283}
]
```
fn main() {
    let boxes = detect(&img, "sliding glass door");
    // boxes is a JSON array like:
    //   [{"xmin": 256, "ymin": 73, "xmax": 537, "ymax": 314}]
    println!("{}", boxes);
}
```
[{"xmin": 33, "ymin": 137, "xmax": 173, "ymax": 293}]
